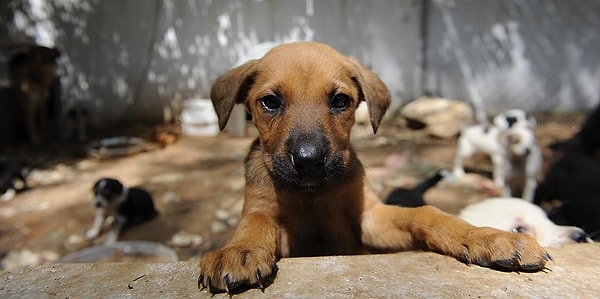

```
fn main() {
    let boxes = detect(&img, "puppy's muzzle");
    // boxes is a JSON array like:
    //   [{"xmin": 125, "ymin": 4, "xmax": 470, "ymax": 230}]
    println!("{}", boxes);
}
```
[
  {"xmin": 572, "ymin": 230, "xmax": 589, "ymax": 243},
  {"xmin": 272, "ymin": 129, "xmax": 341, "ymax": 191},
  {"xmin": 506, "ymin": 116, "xmax": 517, "ymax": 128},
  {"xmin": 94, "ymin": 195, "xmax": 108, "ymax": 208}
]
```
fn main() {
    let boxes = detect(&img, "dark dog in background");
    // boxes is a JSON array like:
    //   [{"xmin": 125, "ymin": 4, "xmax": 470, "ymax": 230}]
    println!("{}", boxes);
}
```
[
  {"xmin": 8, "ymin": 45, "xmax": 61, "ymax": 145},
  {"xmin": 384, "ymin": 169, "xmax": 450, "ymax": 207},
  {"xmin": 534, "ymin": 103, "xmax": 600, "ymax": 239},
  {"xmin": 0, "ymin": 156, "xmax": 29, "ymax": 201},
  {"xmin": 86, "ymin": 178, "xmax": 158, "ymax": 244}
]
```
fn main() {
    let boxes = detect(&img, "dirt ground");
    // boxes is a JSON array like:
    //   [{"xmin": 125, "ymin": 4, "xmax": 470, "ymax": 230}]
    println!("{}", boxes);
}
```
[{"xmin": 0, "ymin": 112, "xmax": 585, "ymax": 270}]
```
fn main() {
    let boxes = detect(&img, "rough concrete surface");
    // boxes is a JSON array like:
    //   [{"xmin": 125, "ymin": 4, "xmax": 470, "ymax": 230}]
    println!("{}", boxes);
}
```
[{"xmin": 1, "ymin": 243, "xmax": 598, "ymax": 298}]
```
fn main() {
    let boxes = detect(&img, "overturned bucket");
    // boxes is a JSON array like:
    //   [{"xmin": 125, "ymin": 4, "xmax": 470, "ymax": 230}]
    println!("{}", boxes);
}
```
[{"xmin": 181, "ymin": 99, "xmax": 219, "ymax": 137}]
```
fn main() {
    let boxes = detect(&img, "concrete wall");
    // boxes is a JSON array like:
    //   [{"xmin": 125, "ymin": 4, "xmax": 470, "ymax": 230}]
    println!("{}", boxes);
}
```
[
  {"xmin": 426, "ymin": 0, "xmax": 600, "ymax": 120},
  {"xmin": 3, "ymin": 244, "xmax": 600, "ymax": 298},
  {"xmin": 1, "ymin": 0, "xmax": 599, "ymax": 128}
]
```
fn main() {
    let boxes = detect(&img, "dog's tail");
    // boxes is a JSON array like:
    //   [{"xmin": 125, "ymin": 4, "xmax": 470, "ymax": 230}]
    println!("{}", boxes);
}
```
[
  {"xmin": 413, "ymin": 169, "xmax": 450, "ymax": 195},
  {"xmin": 384, "ymin": 169, "xmax": 449, "ymax": 207}
]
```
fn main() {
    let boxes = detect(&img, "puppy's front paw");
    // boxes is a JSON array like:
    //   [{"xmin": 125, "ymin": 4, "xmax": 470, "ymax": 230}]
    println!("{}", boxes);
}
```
[
  {"xmin": 462, "ymin": 227, "xmax": 551, "ymax": 272},
  {"xmin": 198, "ymin": 245, "xmax": 278, "ymax": 294},
  {"xmin": 85, "ymin": 229, "xmax": 98, "ymax": 240}
]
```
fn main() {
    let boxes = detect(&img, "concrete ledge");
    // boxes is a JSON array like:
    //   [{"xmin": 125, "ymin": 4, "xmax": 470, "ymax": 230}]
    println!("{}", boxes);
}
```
[{"xmin": 2, "ymin": 243, "xmax": 599, "ymax": 298}]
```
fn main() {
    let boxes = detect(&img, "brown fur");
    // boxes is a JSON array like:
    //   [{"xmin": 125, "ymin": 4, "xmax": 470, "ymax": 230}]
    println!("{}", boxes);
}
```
[{"xmin": 198, "ymin": 42, "xmax": 550, "ymax": 294}]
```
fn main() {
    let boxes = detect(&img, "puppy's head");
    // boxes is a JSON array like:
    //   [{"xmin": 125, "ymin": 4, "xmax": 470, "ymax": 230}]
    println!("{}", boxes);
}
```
[
  {"xmin": 92, "ymin": 178, "xmax": 124, "ymax": 208},
  {"xmin": 211, "ymin": 42, "xmax": 390, "ymax": 191},
  {"xmin": 493, "ymin": 109, "xmax": 536, "ymax": 130}
]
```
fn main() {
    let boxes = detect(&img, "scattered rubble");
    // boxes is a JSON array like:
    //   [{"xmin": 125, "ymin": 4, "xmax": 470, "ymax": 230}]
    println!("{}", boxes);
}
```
[
  {"xmin": 1, "ymin": 249, "xmax": 59, "ymax": 271},
  {"xmin": 169, "ymin": 231, "xmax": 203, "ymax": 248}
]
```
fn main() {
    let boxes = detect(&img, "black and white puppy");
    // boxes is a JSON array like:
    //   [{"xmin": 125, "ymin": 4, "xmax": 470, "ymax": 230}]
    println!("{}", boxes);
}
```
[
  {"xmin": 86, "ymin": 178, "xmax": 158, "ymax": 244},
  {"xmin": 453, "ymin": 109, "xmax": 542, "ymax": 201},
  {"xmin": 0, "ymin": 156, "xmax": 29, "ymax": 201}
]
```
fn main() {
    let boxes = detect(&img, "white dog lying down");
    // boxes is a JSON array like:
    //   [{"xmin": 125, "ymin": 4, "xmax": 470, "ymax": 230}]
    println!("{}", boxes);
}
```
[
  {"xmin": 453, "ymin": 109, "xmax": 542, "ymax": 201},
  {"xmin": 459, "ymin": 197, "xmax": 588, "ymax": 248}
]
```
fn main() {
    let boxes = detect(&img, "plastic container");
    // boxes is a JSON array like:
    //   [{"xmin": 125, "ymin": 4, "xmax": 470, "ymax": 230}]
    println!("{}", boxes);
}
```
[
  {"xmin": 181, "ymin": 99, "xmax": 219, "ymax": 137},
  {"xmin": 86, "ymin": 136, "xmax": 146, "ymax": 158},
  {"xmin": 57, "ymin": 241, "xmax": 178, "ymax": 263}
]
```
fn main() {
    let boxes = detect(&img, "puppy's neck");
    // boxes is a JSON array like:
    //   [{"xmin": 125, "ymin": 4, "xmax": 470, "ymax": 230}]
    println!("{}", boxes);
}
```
[
  {"xmin": 118, "ymin": 187, "xmax": 129, "ymax": 205},
  {"xmin": 278, "ymin": 169, "xmax": 366, "ymax": 208}
]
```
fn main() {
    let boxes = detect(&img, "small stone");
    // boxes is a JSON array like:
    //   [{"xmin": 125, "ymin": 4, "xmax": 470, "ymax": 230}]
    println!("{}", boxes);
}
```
[
  {"xmin": 214, "ymin": 209, "xmax": 230, "ymax": 221},
  {"xmin": 210, "ymin": 221, "xmax": 229, "ymax": 234}
]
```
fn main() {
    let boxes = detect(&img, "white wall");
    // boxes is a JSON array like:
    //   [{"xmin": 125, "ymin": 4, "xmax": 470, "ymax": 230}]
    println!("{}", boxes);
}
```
[{"xmin": 1, "ymin": 0, "xmax": 598, "ymax": 128}]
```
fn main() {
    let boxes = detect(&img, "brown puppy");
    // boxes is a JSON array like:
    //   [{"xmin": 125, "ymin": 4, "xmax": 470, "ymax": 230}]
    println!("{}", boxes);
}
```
[{"xmin": 198, "ymin": 42, "xmax": 550, "ymax": 294}]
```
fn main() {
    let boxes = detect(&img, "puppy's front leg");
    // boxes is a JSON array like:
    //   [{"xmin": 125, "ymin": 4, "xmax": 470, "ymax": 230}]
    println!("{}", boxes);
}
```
[
  {"xmin": 198, "ymin": 212, "xmax": 279, "ymax": 293},
  {"xmin": 522, "ymin": 153, "xmax": 541, "ymax": 202},
  {"xmin": 491, "ymin": 153, "xmax": 511, "ymax": 196},
  {"xmin": 522, "ymin": 176, "xmax": 537, "ymax": 202},
  {"xmin": 363, "ymin": 204, "xmax": 550, "ymax": 271},
  {"xmin": 452, "ymin": 147, "xmax": 467, "ymax": 177},
  {"xmin": 85, "ymin": 208, "xmax": 105, "ymax": 240},
  {"xmin": 104, "ymin": 215, "xmax": 125, "ymax": 245}
]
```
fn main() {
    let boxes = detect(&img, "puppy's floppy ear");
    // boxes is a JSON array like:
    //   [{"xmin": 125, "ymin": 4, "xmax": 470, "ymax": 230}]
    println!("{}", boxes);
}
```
[
  {"xmin": 348, "ymin": 59, "xmax": 391, "ymax": 133},
  {"xmin": 526, "ymin": 113, "xmax": 537, "ymax": 128},
  {"xmin": 210, "ymin": 60, "xmax": 258, "ymax": 130}
]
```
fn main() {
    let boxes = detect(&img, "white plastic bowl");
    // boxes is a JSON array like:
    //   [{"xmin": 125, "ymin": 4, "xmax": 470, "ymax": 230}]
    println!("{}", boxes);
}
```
[
  {"xmin": 86, "ymin": 136, "xmax": 146, "ymax": 158},
  {"xmin": 58, "ymin": 241, "xmax": 178, "ymax": 263}
]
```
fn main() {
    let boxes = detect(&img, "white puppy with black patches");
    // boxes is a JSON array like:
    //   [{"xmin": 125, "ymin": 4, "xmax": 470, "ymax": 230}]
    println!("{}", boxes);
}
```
[
  {"xmin": 459, "ymin": 197, "xmax": 589, "ymax": 248},
  {"xmin": 86, "ymin": 178, "xmax": 158, "ymax": 244},
  {"xmin": 493, "ymin": 108, "xmax": 537, "ymax": 130},
  {"xmin": 453, "ymin": 109, "xmax": 542, "ymax": 201}
]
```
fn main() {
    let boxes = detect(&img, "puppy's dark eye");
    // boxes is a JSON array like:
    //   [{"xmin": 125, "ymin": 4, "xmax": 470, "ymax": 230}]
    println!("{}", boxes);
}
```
[
  {"xmin": 512, "ymin": 226, "xmax": 527, "ymax": 234},
  {"xmin": 330, "ymin": 94, "xmax": 351, "ymax": 112},
  {"xmin": 259, "ymin": 95, "xmax": 283, "ymax": 112}
]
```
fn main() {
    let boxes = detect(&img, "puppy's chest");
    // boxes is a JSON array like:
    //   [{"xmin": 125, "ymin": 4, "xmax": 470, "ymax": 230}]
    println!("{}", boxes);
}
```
[
  {"xmin": 509, "ymin": 153, "xmax": 527, "ymax": 168},
  {"xmin": 278, "ymin": 207, "xmax": 362, "ymax": 256},
  {"xmin": 102, "ymin": 200, "xmax": 121, "ymax": 217}
]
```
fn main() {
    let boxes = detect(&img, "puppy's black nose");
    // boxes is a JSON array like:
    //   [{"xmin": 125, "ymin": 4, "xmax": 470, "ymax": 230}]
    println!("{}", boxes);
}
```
[
  {"xmin": 572, "ymin": 230, "xmax": 589, "ymax": 243},
  {"xmin": 287, "ymin": 130, "xmax": 329, "ymax": 177},
  {"xmin": 291, "ymin": 143, "xmax": 326, "ymax": 176},
  {"xmin": 506, "ymin": 116, "xmax": 517, "ymax": 128}
]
